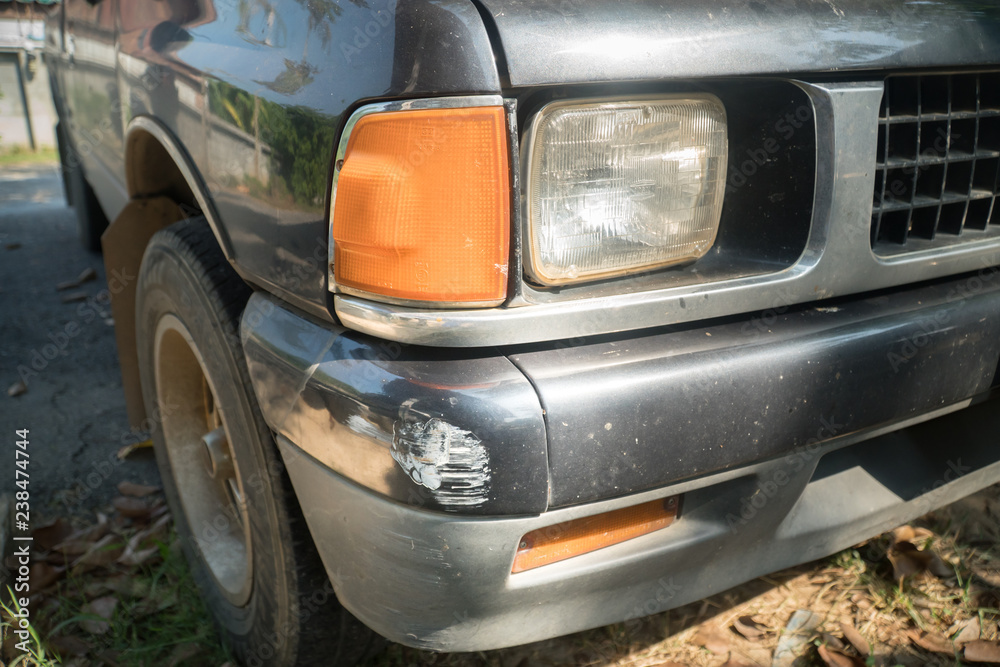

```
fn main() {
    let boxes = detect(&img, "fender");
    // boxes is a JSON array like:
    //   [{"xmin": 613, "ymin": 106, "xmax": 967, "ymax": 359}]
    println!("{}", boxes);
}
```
[{"xmin": 124, "ymin": 115, "xmax": 235, "ymax": 262}]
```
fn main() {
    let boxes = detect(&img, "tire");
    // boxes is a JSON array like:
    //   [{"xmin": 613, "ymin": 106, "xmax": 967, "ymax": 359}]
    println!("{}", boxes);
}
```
[
  {"xmin": 135, "ymin": 218, "xmax": 381, "ymax": 666},
  {"xmin": 65, "ymin": 153, "xmax": 109, "ymax": 253}
]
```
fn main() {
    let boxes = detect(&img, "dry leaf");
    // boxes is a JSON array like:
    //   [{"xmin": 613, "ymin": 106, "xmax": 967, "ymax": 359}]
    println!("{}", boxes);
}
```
[
  {"xmin": 2, "ymin": 625, "xmax": 18, "ymax": 663},
  {"xmin": 48, "ymin": 635, "xmax": 92, "ymax": 658},
  {"xmin": 926, "ymin": 552, "xmax": 954, "ymax": 579},
  {"xmin": 117, "ymin": 545, "xmax": 161, "ymax": 568},
  {"xmin": 42, "ymin": 550, "xmax": 73, "ymax": 565},
  {"xmin": 692, "ymin": 626, "xmax": 730, "ymax": 654},
  {"xmin": 117, "ymin": 513, "xmax": 171, "ymax": 567},
  {"xmin": 82, "ymin": 581, "xmax": 111, "ymax": 598},
  {"xmin": 61, "ymin": 292, "xmax": 89, "ymax": 303},
  {"xmin": 965, "ymin": 640, "xmax": 1000, "ymax": 663},
  {"xmin": 68, "ymin": 512, "xmax": 111, "ymax": 542},
  {"xmin": 96, "ymin": 648, "xmax": 123, "ymax": 667},
  {"xmin": 839, "ymin": 622, "xmax": 869, "ymax": 657},
  {"xmin": 953, "ymin": 617, "xmax": 981, "ymax": 646},
  {"xmin": 772, "ymin": 610, "xmax": 822, "ymax": 667},
  {"xmin": 733, "ymin": 615, "xmax": 766, "ymax": 640},
  {"xmin": 112, "ymin": 496, "xmax": 151, "ymax": 520},
  {"xmin": 54, "ymin": 540, "xmax": 94, "ymax": 556},
  {"xmin": 134, "ymin": 590, "xmax": 177, "ymax": 617},
  {"xmin": 30, "ymin": 561, "xmax": 64, "ymax": 590},
  {"xmin": 7, "ymin": 380, "xmax": 27, "ymax": 397},
  {"xmin": 79, "ymin": 596, "xmax": 117, "ymax": 634},
  {"xmin": 117, "ymin": 439, "xmax": 153, "ymax": 460},
  {"xmin": 116, "ymin": 481, "xmax": 160, "ymax": 498},
  {"xmin": 893, "ymin": 525, "xmax": 916, "ymax": 543},
  {"xmin": 907, "ymin": 629, "xmax": 954, "ymax": 655},
  {"xmin": 96, "ymin": 574, "xmax": 150, "ymax": 600},
  {"xmin": 817, "ymin": 645, "xmax": 863, "ymax": 667},
  {"xmin": 72, "ymin": 534, "xmax": 125, "ymax": 572},
  {"xmin": 32, "ymin": 518, "xmax": 75, "ymax": 550},
  {"xmin": 167, "ymin": 642, "xmax": 202, "ymax": 667},
  {"xmin": 138, "ymin": 513, "xmax": 171, "ymax": 545},
  {"xmin": 888, "ymin": 541, "xmax": 926, "ymax": 579}
]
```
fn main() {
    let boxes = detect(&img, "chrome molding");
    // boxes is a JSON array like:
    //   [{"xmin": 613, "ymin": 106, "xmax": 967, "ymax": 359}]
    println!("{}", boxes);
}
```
[
  {"xmin": 326, "ymin": 94, "xmax": 506, "ymax": 306},
  {"xmin": 333, "ymin": 81, "xmax": 1000, "ymax": 347}
]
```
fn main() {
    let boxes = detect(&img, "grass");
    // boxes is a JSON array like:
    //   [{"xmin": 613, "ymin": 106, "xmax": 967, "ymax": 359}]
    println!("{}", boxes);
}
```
[
  {"xmin": 43, "ymin": 533, "xmax": 230, "ymax": 666},
  {"xmin": 0, "ymin": 146, "xmax": 58, "ymax": 166},
  {"xmin": 2, "ymin": 530, "xmax": 231, "ymax": 667},
  {"xmin": 1, "ymin": 590, "xmax": 58, "ymax": 667}
]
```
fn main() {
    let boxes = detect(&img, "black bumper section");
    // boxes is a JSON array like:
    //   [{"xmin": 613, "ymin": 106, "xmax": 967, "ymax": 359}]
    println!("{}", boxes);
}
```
[{"xmin": 510, "ymin": 270, "xmax": 1000, "ymax": 507}]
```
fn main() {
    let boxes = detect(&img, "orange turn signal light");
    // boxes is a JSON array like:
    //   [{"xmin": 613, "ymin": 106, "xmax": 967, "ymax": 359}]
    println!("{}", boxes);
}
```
[
  {"xmin": 332, "ymin": 105, "xmax": 510, "ymax": 305},
  {"xmin": 512, "ymin": 496, "xmax": 680, "ymax": 574}
]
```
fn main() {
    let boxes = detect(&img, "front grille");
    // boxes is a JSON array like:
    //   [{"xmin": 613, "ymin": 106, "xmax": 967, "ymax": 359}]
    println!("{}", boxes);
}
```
[{"xmin": 872, "ymin": 72, "xmax": 1000, "ymax": 253}]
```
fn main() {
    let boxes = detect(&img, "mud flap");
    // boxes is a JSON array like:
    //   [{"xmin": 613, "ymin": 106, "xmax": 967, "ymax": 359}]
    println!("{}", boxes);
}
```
[{"xmin": 101, "ymin": 196, "xmax": 184, "ymax": 427}]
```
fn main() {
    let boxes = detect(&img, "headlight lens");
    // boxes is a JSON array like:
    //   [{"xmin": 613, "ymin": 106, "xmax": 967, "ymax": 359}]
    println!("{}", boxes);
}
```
[{"xmin": 526, "ymin": 96, "xmax": 728, "ymax": 285}]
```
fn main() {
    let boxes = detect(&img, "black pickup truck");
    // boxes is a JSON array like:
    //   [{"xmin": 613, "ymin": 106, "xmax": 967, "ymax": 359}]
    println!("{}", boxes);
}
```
[{"xmin": 44, "ymin": 0, "xmax": 1000, "ymax": 664}]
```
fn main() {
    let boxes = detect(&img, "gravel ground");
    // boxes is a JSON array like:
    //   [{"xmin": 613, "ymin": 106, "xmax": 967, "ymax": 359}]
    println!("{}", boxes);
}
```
[{"xmin": 0, "ymin": 162, "xmax": 160, "ymax": 517}]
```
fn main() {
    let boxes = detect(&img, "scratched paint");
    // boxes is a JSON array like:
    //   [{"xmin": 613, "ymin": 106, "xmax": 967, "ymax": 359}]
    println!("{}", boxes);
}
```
[
  {"xmin": 391, "ymin": 417, "xmax": 491, "ymax": 507},
  {"xmin": 345, "ymin": 414, "xmax": 392, "ymax": 446}
]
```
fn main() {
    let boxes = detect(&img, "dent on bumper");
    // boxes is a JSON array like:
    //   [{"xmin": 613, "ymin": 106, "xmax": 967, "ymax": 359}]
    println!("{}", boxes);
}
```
[
  {"xmin": 276, "ymin": 399, "xmax": 1000, "ymax": 651},
  {"xmin": 239, "ymin": 293, "xmax": 548, "ymax": 515}
]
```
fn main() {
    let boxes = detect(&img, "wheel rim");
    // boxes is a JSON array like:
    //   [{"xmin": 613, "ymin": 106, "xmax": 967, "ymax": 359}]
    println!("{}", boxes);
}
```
[{"xmin": 154, "ymin": 314, "xmax": 253, "ymax": 606}]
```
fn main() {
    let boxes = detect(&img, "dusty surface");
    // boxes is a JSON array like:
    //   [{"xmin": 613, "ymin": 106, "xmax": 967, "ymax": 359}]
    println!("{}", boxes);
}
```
[
  {"xmin": 0, "ymin": 162, "xmax": 160, "ymax": 515},
  {"xmin": 3, "ymin": 163, "xmax": 1000, "ymax": 667}
]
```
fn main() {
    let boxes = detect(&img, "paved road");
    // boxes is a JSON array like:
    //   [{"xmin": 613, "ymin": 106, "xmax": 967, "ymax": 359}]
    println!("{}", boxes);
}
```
[{"xmin": 0, "ymin": 162, "xmax": 160, "ymax": 517}]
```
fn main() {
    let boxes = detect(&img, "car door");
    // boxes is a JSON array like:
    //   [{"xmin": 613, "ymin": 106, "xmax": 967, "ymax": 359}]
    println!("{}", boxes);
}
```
[{"xmin": 59, "ymin": 0, "xmax": 127, "ymax": 220}]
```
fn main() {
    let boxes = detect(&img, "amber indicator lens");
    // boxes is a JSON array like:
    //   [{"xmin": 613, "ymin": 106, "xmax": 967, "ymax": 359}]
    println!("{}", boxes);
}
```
[
  {"xmin": 512, "ymin": 496, "xmax": 680, "ymax": 574},
  {"xmin": 332, "ymin": 105, "xmax": 510, "ymax": 305}
]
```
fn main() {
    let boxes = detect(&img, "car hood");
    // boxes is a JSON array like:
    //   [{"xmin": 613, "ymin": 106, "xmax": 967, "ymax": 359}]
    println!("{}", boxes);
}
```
[{"xmin": 474, "ymin": 0, "xmax": 1000, "ymax": 86}]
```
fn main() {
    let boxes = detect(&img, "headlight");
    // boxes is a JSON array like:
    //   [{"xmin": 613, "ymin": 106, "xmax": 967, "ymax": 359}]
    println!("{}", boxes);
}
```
[{"xmin": 525, "ymin": 95, "xmax": 728, "ymax": 285}]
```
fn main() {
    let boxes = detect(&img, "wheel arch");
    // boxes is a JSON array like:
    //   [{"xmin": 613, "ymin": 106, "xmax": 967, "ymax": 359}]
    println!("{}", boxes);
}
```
[{"xmin": 123, "ymin": 116, "xmax": 234, "ymax": 261}]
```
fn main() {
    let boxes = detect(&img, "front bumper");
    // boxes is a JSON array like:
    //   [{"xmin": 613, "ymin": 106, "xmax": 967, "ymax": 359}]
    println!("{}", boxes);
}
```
[
  {"xmin": 241, "ymin": 270, "xmax": 1000, "ymax": 649},
  {"xmin": 273, "ymin": 407, "xmax": 1000, "ymax": 651}
]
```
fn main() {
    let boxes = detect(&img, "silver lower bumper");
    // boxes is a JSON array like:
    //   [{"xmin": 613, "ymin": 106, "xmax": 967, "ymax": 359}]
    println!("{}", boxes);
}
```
[{"xmin": 274, "ymin": 400, "xmax": 1000, "ymax": 651}]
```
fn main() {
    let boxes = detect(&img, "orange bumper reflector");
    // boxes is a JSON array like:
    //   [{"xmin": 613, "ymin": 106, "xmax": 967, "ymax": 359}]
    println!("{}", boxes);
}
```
[
  {"xmin": 512, "ymin": 496, "xmax": 680, "ymax": 574},
  {"xmin": 332, "ymin": 106, "xmax": 510, "ymax": 304}
]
